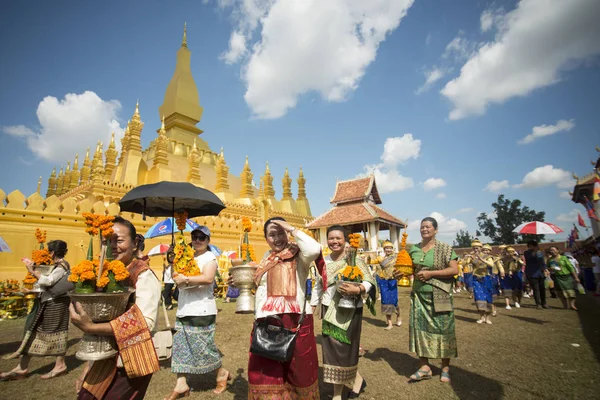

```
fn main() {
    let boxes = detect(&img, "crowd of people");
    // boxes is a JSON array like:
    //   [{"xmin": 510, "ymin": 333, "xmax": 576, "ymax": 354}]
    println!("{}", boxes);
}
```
[{"xmin": 0, "ymin": 213, "xmax": 595, "ymax": 400}]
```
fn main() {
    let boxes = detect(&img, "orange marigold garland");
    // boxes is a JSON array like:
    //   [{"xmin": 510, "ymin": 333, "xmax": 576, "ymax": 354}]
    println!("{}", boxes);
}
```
[
  {"xmin": 82, "ymin": 213, "xmax": 115, "ymax": 238},
  {"xmin": 174, "ymin": 211, "xmax": 188, "ymax": 232},
  {"xmin": 395, "ymin": 232, "xmax": 412, "ymax": 267},
  {"xmin": 35, "ymin": 228, "xmax": 47, "ymax": 248},
  {"xmin": 337, "ymin": 233, "xmax": 364, "ymax": 283},
  {"xmin": 96, "ymin": 260, "xmax": 129, "ymax": 292},
  {"xmin": 32, "ymin": 249, "xmax": 53, "ymax": 265},
  {"xmin": 241, "ymin": 217, "xmax": 252, "ymax": 233},
  {"xmin": 23, "ymin": 272, "xmax": 37, "ymax": 284},
  {"xmin": 240, "ymin": 217, "xmax": 256, "ymax": 263}
]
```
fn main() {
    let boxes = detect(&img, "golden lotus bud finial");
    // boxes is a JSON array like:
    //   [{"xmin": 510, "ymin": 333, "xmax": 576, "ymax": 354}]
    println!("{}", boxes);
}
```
[
  {"xmin": 192, "ymin": 137, "xmax": 197, "ymax": 150},
  {"xmin": 245, "ymin": 155, "xmax": 249, "ymax": 166},
  {"xmin": 161, "ymin": 115, "xmax": 165, "ymax": 130},
  {"xmin": 135, "ymin": 99, "xmax": 140, "ymax": 116},
  {"xmin": 596, "ymin": 145, "xmax": 600, "ymax": 152},
  {"xmin": 220, "ymin": 147, "xmax": 224, "ymax": 158},
  {"xmin": 572, "ymin": 173, "xmax": 579, "ymax": 180},
  {"xmin": 110, "ymin": 132, "xmax": 115, "ymax": 144},
  {"xmin": 84, "ymin": 147, "xmax": 90, "ymax": 160},
  {"xmin": 182, "ymin": 22, "xmax": 187, "ymax": 48},
  {"xmin": 265, "ymin": 161, "xmax": 270, "ymax": 174},
  {"xmin": 568, "ymin": 191, "xmax": 574, "ymax": 196}
]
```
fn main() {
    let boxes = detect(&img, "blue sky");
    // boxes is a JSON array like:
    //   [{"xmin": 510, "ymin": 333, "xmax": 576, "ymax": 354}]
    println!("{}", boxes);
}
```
[{"xmin": 1, "ymin": 0, "xmax": 599, "ymax": 243}]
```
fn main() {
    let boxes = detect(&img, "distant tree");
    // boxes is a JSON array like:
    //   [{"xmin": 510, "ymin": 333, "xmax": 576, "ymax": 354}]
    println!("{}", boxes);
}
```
[
  {"xmin": 476, "ymin": 195, "xmax": 546, "ymax": 245},
  {"xmin": 453, "ymin": 229, "xmax": 475, "ymax": 248}
]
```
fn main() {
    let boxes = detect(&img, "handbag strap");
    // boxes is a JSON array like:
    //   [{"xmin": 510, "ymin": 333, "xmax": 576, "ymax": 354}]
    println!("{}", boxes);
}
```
[{"xmin": 161, "ymin": 296, "xmax": 171, "ymax": 329}]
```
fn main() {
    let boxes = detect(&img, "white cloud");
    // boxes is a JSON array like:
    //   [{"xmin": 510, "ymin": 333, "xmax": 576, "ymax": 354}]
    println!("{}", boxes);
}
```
[
  {"xmin": 2, "ymin": 91, "xmax": 125, "ymax": 163},
  {"xmin": 514, "ymin": 165, "xmax": 573, "ymax": 189},
  {"xmin": 220, "ymin": 31, "xmax": 247, "ymax": 64},
  {"xmin": 436, "ymin": 192, "xmax": 447, "ymax": 199},
  {"xmin": 441, "ymin": 0, "xmax": 600, "ymax": 120},
  {"xmin": 559, "ymin": 191, "xmax": 572, "ymax": 199},
  {"xmin": 456, "ymin": 207, "xmax": 475, "ymax": 214},
  {"xmin": 556, "ymin": 209, "xmax": 579, "ymax": 223},
  {"xmin": 363, "ymin": 166, "xmax": 414, "ymax": 194},
  {"xmin": 425, "ymin": 33, "xmax": 433, "ymax": 45},
  {"xmin": 416, "ymin": 67, "xmax": 446, "ymax": 94},
  {"xmin": 217, "ymin": 0, "xmax": 415, "ymax": 119},
  {"xmin": 442, "ymin": 34, "xmax": 476, "ymax": 62},
  {"xmin": 480, "ymin": 7, "xmax": 505, "ymax": 33},
  {"xmin": 430, "ymin": 212, "xmax": 468, "ymax": 236},
  {"xmin": 380, "ymin": 134, "xmax": 421, "ymax": 166},
  {"xmin": 484, "ymin": 180, "xmax": 510, "ymax": 193},
  {"xmin": 518, "ymin": 119, "xmax": 575, "ymax": 144},
  {"xmin": 359, "ymin": 133, "xmax": 420, "ymax": 194},
  {"xmin": 423, "ymin": 177, "xmax": 447, "ymax": 191}
]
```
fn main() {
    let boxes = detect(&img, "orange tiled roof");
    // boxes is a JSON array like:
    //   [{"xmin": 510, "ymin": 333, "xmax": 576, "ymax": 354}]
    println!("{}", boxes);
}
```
[
  {"xmin": 306, "ymin": 202, "xmax": 405, "ymax": 229},
  {"xmin": 330, "ymin": 176, "xmax": 381, "ymax": 205}
]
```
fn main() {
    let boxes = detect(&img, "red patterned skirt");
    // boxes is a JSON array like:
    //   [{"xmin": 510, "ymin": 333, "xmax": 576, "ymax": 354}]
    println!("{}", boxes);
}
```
[{"xmin": 248, "ymin": 314, "xmax": 319, "ymax": 400}]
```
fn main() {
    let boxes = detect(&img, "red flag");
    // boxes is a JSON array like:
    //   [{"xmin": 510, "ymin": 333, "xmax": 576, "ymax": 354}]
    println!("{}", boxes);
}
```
[
  {"xmin": 578, "ymin": 213, "xmax": 587, "ymax": 228},
  {"xmin": 583, "ymin": 196, "xmax": 600, "ymax": 222}
]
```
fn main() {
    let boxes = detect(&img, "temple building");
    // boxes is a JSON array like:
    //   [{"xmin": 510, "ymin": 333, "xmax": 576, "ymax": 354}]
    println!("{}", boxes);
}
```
[
  {"xmin": 307, "ymin": 175, "xmax": 406, "ymax": 251},
  {"xmin": 570, "ymin": 146, "xmax": 600, "ymax": 239},
  {"xmin": 0, "ymin": 24, "xmax": 313, "ymax": 279}
]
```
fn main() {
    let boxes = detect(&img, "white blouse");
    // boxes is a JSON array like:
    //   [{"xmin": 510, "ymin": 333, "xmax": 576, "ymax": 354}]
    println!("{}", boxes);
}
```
[
  {"xmin": 255, "ymin": 230, "xmax": 321, "ymax": 319},
  {"xmin": 176, "ymin": 251, "xmax": 218, "ymax": 318}
]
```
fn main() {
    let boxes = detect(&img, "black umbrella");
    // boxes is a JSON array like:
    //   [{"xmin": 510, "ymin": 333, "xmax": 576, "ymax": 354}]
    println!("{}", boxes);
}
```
[{"xmin": 119, "ymin": 181, "xmax": 226, "ymax": 245}]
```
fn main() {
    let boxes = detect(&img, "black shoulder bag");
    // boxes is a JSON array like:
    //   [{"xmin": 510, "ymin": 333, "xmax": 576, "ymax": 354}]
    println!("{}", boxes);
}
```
[{"xmin": 249, "ymin": 281, "xmax": 308, "ymax": 362}]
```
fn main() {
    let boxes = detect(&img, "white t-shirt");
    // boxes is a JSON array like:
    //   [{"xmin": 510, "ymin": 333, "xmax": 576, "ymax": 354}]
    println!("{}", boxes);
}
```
[
  {"xmin": 176, "ymin": 251, "xmax": 218, "ymax": 317},
  {"xmin": 592, "ymin": 255, "xmax": 600, "ymax": 274},
  {"xmin": 163, "ymin": 264, "xmax": 174, "ymax": 284}
]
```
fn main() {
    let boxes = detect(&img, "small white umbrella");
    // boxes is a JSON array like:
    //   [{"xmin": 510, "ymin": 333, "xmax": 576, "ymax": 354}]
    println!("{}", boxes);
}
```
[{"xmin": 512, "ymin": 221, "xmax": 564, "ymax": 235}]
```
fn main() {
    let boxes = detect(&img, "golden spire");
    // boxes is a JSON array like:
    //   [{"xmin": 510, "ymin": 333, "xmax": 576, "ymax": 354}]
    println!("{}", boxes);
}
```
[
  {"xmin": 282, "ymin": 167, "xmax": 292, "ymax": 199},
  {"xmin": 37, "ymin": 176, "xmax": 42, "ymax": 194},
  {"xmin": 297, "ymin": 167, "xmax": 307, "ymax": 199},
  {"xmin": 262, "ymin": 161, "xmax": 275, "ymax": 197},
  {"xmin": 186, "ymin": 137, "xmax": 201, "ymax": 184},
  {"xmin": 182, "ymin": 22, "xmax": 187, "ymax": 48},
  {"xmin": 104, "ymin": 132, "xmax": 118, "ymax": 180},
  {"xmin": 155, "ymin": 117, "xmax": 169, "ymax": 167},
  {"xmin": 70, "ymin": 155, "xmax": 81, "ymax": 190},
  {"xmin": 80, "ymin": 147, "xmax": 92, "ymax": 184},
  {"xmin": 63, "ymin": 161, "xmax": 72, "ymax": 191},
  {"xmin": 240, "ymin": 156, "xmax": 254, "ymax": 197},
  {"xmin": 128, "ymin": 102, "xmax": 143, "ymax": 152},
  {"xmin": 46, "ymin": 166, "xmax": 57, "ymax": 197},
  {"xmin": 56, "ymin": 166, "xmax": 64, "ymax": 196},
  {"xmin": 215, "ymin": 148, "xmax": 230, "ymax": 192},
  {"xmin": 91, "ymin": 141, "xmax": 105, "ymax": 181},
  {"xmin": 118, "ymin": 123, "xmax": 130, "ymax": 163}
]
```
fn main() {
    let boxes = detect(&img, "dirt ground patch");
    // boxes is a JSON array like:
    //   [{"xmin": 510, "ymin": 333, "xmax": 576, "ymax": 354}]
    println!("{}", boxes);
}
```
[{"xmin": 1, "ymin": 289, "xmax": 599, "ymax": 400}]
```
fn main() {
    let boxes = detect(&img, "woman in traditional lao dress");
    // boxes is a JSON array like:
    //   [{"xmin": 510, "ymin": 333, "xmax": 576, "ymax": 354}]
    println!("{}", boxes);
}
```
[
  {"xmin": 501, "ymin": 246, "xmax": 524, "ymax": 309},
  {"xmin": 71, "ymin": 216, "xmax": 162, "ymax": 400},
  {"xmin": 322, "ymin": 225, "xmax": 376, "ymax": 400},
  {"xmin": 548, "ymin": 246, "xmax": 580, "ymax": 310},
  {"xmin": 165, "ymin": 226, "xmax": 231, "ymax": 399},
  {"xmin": 1, "ymin": 240, "xmax": 71, "ymax": 381},
  {"xmin": 482, "ymin": 244, "xmax": 504, "ymax": 317},
  {"xmin": 375, "ymin": 241, "xmax": 402, "ymax": 329},
  {"xmin": 245, "ymin": 217, "xmax": 321, "ymax": 399},
  {"xmin": 470, "ymin": 245, "xmax": 495, "ymax": 324},
  {"xmin": 396, "ymin": 217, "xmax": 458, "ymax": 383}
]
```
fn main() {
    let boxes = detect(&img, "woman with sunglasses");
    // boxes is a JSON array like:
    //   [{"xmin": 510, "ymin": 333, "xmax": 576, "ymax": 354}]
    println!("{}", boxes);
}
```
[{"xmin": 165, "ymin": 226, "xmax": 230, "ymax": 399}]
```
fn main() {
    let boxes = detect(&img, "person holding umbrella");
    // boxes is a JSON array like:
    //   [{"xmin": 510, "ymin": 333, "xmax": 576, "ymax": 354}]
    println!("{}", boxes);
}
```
[
  {"xmin": 523, "ymin": 240, "xmax": 549, "ymax": 309},
  {"xmin": 165, "ymin": 226, "xmax": 230, "ymax": 398}
]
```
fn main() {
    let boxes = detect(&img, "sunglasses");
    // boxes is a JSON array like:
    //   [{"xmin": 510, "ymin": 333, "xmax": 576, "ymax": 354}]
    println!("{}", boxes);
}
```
[{"xmin": 192, "ymin": 234, "xmax": 208, "ymax": 241}]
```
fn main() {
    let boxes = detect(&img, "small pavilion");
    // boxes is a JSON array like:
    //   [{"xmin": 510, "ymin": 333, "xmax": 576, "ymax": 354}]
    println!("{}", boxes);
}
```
[{"xmin": 306, "ymin": 175, "xmax": 406, "ymax": 251}]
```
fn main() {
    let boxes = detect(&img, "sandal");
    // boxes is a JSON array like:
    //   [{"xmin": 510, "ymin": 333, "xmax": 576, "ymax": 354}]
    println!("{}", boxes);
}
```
[
  {"xmin": 213, "ymin": 370, "xmax": 232, "ymax": 394},
  {"xmin": 440, "ymin": 371, "xmax": 451, "ymax": 383},
  {"xmin": 409, "ymin": 368, "xmax": 432, "ymax": 381},
  {"xmin": 163, "ymin": 388, "xmax": 190, "ymax": 400},
  {"xmin": 0, "ymin": 370, "xmax": 28, "ymax": 381},
  {"xmin": 40, "ymin": 368, "xmax": 68, "ymax": 380}
]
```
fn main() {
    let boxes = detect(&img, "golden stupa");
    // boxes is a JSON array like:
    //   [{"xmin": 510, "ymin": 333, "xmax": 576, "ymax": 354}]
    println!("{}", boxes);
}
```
[{"xmin": 0, "ymin": 24, "xmax": 313, "ymax": 280}]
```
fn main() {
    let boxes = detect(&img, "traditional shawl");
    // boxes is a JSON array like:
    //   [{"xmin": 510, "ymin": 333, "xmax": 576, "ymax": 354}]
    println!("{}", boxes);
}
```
[
  {"xmin": 414, "ymin": 241, "xmax": 454, "ymax": 313},
  {"xmin": 377, "ymin": 254, "xmax": 397, "ymax": 279},
  {"xmin": 323, "ymin": 257, "xmax": 376, "ymax": 344},
  {"xmin": 82, "ymin": 259, "xmax": 159, "ymax": 400},
  {"xmin": 254, "ymin": 243, "xmax": 301, "ymax": 313}
]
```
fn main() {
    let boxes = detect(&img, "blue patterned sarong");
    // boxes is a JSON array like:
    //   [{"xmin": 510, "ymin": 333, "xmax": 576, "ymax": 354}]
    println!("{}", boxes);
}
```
[
  {"xmin": 463, "ymin": 272, "xmax": 473, "ymax": 291},
  {"xmin": 473, "ymin": 276, "xmax": 493, "ymax": 311},
  {"xmin": 377, "ymin": 276, "xmax": 399, "ymax": 315},
  {"xmin": 172, "ymin": 319, "xmax": 222, "ymax": 374}
]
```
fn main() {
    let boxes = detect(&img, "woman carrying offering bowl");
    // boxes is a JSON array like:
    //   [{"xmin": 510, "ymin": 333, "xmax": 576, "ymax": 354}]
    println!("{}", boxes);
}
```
[
  {"xmin": 232, "ymin": 217, "xmax": 321, "ymax": 399},
  {"xmin": 70, "ymin": 216, "xmax": 162, "ymax": 400},
  {"xmin": 321, "ymin": 225, "xmax": 375, "ymax": 400},
  {"xmin": 394, "ymin": 217, "xmax": 459, "ymax": 383},
  {"xmin": 1, "ymin": 240, "xmax": 71, "ymax": 381}
]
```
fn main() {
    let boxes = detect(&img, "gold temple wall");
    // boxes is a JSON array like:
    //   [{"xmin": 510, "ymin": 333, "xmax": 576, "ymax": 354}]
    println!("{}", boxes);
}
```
[{"xmin": 0, "ymin": 188, "xmax": 310, "ymax": 281}]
